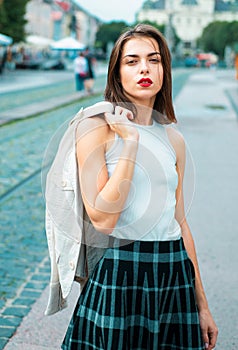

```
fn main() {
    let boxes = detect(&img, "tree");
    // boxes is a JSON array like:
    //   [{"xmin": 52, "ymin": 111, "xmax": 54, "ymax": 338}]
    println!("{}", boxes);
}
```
[
  {"xmin": 0, "ymin": 0, "xmax": 29, "ymax": 42},
  {"xmin": 199, "ymin": 21, "xmax": 238, "ymax": 58},
  {"xmin": 0, "ymin": 1, "xmax": 8, "ymax": 32},
  {"xmin": 96, "ymin": 21, "xmax": 130, "ymax": 53}
]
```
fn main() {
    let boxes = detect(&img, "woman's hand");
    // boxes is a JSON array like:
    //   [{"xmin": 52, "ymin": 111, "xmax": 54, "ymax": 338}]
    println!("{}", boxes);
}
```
[
  {"xmin": 199, "ymin": 309, "xmax": 218, "ymax": 349},
  {"xmin": 104, "ymin": 106, "xmax": 139, "ymax": 141}
]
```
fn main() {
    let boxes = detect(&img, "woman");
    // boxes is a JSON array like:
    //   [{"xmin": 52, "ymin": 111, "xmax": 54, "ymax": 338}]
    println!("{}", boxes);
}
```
[{"xmin": 62, "ymin": 24, "xmax": 218, "ymax": 349}]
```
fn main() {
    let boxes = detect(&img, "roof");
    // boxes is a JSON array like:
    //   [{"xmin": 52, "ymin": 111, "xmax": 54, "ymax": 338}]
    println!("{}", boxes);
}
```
[
  {"xmin": 71, "ymin": 0, "xmax": 102, "ymax": 22},
  {"xmin": 181, "ymin": 0, "xmax": 198, "ymax": 5},
  {"xmin": 142, "ymin": 0, "xmax": 165, "ymax": 10},
  {"xmin": 141, "ymin": 0, "xmax": 238, "ymax": 13},
  {"xmin": 215, "ymin": 0, "xmax": 238, "ymax": 12}
]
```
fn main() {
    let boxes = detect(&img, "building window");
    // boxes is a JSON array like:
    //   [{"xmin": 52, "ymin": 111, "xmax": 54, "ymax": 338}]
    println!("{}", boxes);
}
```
[{"xmin": 184, "ymin": 41, "xmax": 192, "ymax": 49}]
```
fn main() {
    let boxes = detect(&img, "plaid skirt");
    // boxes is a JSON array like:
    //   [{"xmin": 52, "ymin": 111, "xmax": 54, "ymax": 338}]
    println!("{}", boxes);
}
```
[{"xmin": 62, "ymin": 238, "xmax": 204, "ymax": 350}]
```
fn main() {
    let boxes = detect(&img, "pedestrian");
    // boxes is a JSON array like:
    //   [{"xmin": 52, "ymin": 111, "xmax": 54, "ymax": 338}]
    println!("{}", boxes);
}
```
[
  {"xmin": 0, "ymin": 48, "xmax": 7, "ymax": 74},
  {"xmin": 235, "ymin": 53, "xmax": 238, "ymax": 80},
  {"xmin": 73, "ymin": 51, "xmax": 88, "ymax": 91},
  {"xmin": 83, "ymin": 47, "xmax": 96, "ymax": 94},
  {"xmin": 5, "ymin": 46, "xmax": 15, "ymax": 71},
  {"xmin": 61, "ymin": 24, "xmax": 218, "ymax": 349}
]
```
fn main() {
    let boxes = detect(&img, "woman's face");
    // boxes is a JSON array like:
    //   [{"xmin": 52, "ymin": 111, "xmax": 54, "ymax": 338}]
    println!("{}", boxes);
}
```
[{"xmin": 119, "ymin": 36, "xmax": 163, "ymax": 107}]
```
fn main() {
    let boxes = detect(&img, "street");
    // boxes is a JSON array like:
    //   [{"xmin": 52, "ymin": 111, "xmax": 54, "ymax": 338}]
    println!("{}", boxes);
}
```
[
  {"xmin": 0, "ymin": 67, "xmax": 238, "ymax": 349},
  {"xmin": 175, "ymin": 69, "xmax": 238, "ymax": 348}
]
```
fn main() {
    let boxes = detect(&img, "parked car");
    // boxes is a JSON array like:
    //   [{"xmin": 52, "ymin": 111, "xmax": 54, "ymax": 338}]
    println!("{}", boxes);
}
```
[
  {"xmin": 184, "ymin": 56, "xmax": 199, "ymax": 67},
  {"xmin": 15, "ymin": 57, "xmax": 43, "ymax": 69},
  {"xmin": 40, "ymin": 58, "xmax": 65, "ymax": 70},
  {"xmin": 196, "ymin": 53, "xmax": 218, "ymax": 68}
]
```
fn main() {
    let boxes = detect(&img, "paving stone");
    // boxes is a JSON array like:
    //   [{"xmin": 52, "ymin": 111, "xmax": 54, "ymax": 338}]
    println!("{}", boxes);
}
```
[
  {"xmin": 30, "ymin": 275, "xmax": 49, "ymax": 282},
  {"xmin": 2, "ymin": 307, "xmax": 30, "ymax": 318},
  {"xmin": 12, "ymin": 298, "xmax": 36, "ymax": 307},
  {"xmin": 20, "ymin": 291, "xmax": 42, "ymax": 299},
  {"xmin": 0, "ymin": 317, "xmax": 22, "ymax": 328},
  {"xmin": 0, "ymin": 338, "xmax": 8, "ymax": 349},
  {"xmin": 24, "ymin": 282, "xmax": 48, "ymax": 290},
  {"xmin": 0, "ymin": 327, "xmax": 15, "ymax": 338}
]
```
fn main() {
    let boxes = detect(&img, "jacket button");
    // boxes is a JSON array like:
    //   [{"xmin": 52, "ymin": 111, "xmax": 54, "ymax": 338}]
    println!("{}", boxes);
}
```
[
  {"xmin": 69, "ymin": 261, "xmax": 75, "ymax": 270},
  {"xmin": 61, "ymin": 180, "xmax": 67, "ymax": 187}
]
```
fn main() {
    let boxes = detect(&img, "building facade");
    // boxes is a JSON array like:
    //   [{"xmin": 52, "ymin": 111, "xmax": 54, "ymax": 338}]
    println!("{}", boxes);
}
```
[
  {"xmin": 137, "ymin": 0, "xmax": 238, "ymax": 52},
  {"xmin": 25, "ymin": 0, "xmax": 101, "ymax": 47}
]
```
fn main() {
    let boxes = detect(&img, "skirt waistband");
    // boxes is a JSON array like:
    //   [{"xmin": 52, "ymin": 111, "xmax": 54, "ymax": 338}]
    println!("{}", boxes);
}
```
[
  {"xmin": 110, "ymin": 236, "xmax": 184, "ymax": 251},
  {"xmin": 106, "ymin": 237, "xmax": 188, "ymax": 265}
]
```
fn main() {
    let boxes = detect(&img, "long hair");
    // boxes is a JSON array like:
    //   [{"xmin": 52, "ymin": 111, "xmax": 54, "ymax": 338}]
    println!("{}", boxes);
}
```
[{"xmin": 104, "ymin": 23, "xmax": 177, "ymax": 124}]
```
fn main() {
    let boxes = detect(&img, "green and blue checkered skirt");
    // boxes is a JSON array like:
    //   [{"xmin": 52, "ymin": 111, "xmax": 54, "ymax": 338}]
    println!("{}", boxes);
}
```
[{"xmin": 62, "ymin": 238, "xmax": 204, "ymax": 349}]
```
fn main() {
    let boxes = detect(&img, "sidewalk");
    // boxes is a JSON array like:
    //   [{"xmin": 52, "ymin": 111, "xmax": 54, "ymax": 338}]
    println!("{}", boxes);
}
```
[
  {"xmin": 2, "ymin": 68, "xmax": 238, "ymax": 349},
  {"xmin": 0, "ymin": 90, "xmax": 84, "ymax": 126}
]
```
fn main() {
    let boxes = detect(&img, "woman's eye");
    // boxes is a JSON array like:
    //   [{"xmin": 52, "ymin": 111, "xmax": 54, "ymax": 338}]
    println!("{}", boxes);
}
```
[
  {"xmin": 126, "ymin": 59, "xmax": 138, "ymax": 65},
  {"xmin": 149, "ymin": 58, "xmax": 160, "ymax": 63}
]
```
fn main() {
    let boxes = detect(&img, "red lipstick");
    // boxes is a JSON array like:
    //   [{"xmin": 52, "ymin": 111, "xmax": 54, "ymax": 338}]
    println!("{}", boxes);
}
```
[{"xmin": 137, "ymin": 78, "xmax": 152, "ymax": 87}]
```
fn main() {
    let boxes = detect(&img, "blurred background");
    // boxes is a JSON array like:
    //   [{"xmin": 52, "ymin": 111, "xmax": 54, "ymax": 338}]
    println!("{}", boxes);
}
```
[{"xmin": 0, "ymin": 1, "xmax": 238, "ymax": 349}]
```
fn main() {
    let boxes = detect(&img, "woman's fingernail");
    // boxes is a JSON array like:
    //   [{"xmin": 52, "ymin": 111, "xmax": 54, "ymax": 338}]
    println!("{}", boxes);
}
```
[{"xmin": 205, "ymin": 343, "xmax": 209, "ymax": 349}]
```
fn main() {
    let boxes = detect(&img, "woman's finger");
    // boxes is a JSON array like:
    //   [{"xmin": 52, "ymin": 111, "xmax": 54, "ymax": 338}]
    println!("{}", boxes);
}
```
[{"xmin": 114, "ymin": 106, "xmax": 134, "ymax": 120}]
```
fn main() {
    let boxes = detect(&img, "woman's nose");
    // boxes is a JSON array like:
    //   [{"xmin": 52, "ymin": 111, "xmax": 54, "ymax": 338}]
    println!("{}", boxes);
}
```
[{"xmin": 140, "ymin": 59, "xmax": 149, "ymax": 73}]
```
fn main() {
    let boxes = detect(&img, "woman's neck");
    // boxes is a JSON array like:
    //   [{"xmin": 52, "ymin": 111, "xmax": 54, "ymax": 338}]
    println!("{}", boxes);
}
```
[{"xmin": 134, "ymin": 104, "xmax": 153, "ymax": 126}]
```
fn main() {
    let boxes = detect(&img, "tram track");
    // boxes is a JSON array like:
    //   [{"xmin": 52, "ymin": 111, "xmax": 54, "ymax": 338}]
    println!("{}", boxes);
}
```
[{"xmin": 0, "ymin": 95, "xmax": 102, "ymax": 203}]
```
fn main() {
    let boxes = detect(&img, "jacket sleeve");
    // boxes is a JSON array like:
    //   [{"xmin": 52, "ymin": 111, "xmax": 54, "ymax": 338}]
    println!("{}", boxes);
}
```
[{"xmin": 44, "ymin": 206, "xmax": 68, "ymax": 315}]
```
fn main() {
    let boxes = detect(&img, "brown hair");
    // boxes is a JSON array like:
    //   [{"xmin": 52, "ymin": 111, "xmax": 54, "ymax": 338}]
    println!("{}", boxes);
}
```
[{"xmin": 104, "ymin": 23, "xmax": 177, "ymax": 124}]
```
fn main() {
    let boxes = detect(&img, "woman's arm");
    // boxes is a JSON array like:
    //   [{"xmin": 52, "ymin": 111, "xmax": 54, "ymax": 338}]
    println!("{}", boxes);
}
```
[
  {"xmin": 167, "ymin": 127, "xmax": 218, "ymax": 350},
  {"xmin": 76, "ymin": 106, "xmax": 139, "ymax": 234}
]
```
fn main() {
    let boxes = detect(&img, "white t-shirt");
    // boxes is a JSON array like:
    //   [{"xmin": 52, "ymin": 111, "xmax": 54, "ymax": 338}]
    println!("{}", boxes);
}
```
[{"xmin": 74, "ymin": 56, "xmax": 88, "ymax": 75}]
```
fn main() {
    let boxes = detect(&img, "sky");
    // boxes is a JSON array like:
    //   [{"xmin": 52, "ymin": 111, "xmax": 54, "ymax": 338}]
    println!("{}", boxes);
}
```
[{"xmin": 75, "ymin": 0, "xmax": 145, "ymax": 23}]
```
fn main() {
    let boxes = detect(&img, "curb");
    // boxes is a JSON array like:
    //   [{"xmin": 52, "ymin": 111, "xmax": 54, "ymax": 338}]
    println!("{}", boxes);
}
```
[{"xmin": 225, "ymin": 88, "xmax": 238, "ymax": 120}]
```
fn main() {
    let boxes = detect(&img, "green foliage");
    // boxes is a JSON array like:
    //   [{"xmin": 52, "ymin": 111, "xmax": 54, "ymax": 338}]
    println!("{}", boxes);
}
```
[
  {"xmin": 199, "ymin": 21, "xmax": 238, "ymax": 58},
  {"xmin": 0, "ymin": 2, "xmax": 8, "ymax": 31},
  {"xmin": 96, "ymin": 21, "xmax": 129, "ymax": 52},
  {"xmin": 0, "ymin": 0, "xmax": 29, "ymax": 43}
]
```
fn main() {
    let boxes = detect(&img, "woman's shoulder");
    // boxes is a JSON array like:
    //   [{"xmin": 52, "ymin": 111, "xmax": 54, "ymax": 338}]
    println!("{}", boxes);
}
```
[
  {"xmin": 166, "ymin": 125, "xmax": 185, "ymax": 145},
  {"xmin": 165, "ymin": 125, "xmax": 185, "ymax": 158},
  {"xmin": 76, "ymin": 115, "xmax": 109, "ymax": 141}
]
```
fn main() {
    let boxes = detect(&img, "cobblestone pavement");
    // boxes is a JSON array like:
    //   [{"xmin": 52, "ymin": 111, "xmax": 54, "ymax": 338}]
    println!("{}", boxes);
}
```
[{"xmin": 0, "ymin": 67, "xmax": 237, "ymax": 349}]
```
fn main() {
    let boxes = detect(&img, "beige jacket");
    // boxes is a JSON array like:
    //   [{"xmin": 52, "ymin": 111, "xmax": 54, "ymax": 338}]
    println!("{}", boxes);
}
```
[{"xmin": 44, "ymin": 102, "xmax": 113, "ymax": 315}]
